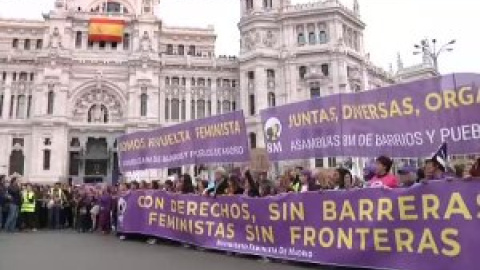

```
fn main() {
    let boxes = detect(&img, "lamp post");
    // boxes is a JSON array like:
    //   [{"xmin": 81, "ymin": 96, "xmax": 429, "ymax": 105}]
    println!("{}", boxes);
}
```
[{"xmin": 413, "ymin": 38, "xmax": 455, "ymax": 72}]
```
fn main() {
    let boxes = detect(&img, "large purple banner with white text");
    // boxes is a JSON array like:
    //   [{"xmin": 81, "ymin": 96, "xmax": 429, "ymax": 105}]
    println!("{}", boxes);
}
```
[
  {"xmin": 118, "ymin": 111, "xmax": 249, "ymax": 172},
  {"xmin": 118, "ymin": 181, "xmax": 480, "ymax": 270},
  {"xmin": 261, "ymin": 73, "xmax": 480, "ymax": 160}
]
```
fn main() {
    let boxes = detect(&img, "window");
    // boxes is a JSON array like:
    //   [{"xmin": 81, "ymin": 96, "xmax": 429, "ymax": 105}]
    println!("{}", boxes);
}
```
[
  {"xmin": 36, "ymin": 39, "xmax": 43, "ymax": 49},
  {"xmin": 198, "ymin": 78, "xmax": 205, "ymax": 86},
  {"xmin": 191, "ymin": 78, "xmax": 196, "ymax": 86},
  {"xmin": 207, "ymin": 78, "xmax": 212, "ymax": 87},
  {"xmin": 30, "ymin": 73, "xmax": 34, "ymax": 81},
  {"xmin": 232, "ymin": 101, "xmax": 236, "ymax": 110},
  {"xmin": 123, "ymin": 33, "xmax": 130, "ymax": 50},
  {"xmin": 299, "ymin": 66, "xmax": 307, "ymax": 79},
  {"xmin": 328, "ymin": 157, "xmax": 337, "ymax": 168},
  {"xmin": 223, "ymin": 79, "xmax": 230, "ymax": 87},
  {"xmin": 167, "ymin": 44, "xmax": 173, "ymax": 55},
  {"xmin": 248, "ymin": 71, "xmax": 255, "ymax": 79},
  {"xmin": 267, "ymin": 69, "xmax": 275, "ymax": 79},
  {"xmin": 263, "ymin": 0, "xmax": 272, "ymax": 8},
  {"xmin": 319, "ymin": 30, "xmax": 328, "ymax": 44},
  {"xmin": 249, "ymin": 94, "xmax": 255, "ymax": 115},
  {"xmin": 171, "ymin": 99, "xmax": 180, "ymax": 120},
  {"xmin": 9, "ymin": 96, "xmax": 14, "ymax": 117},
  {"xmin": 191, "ymin": 100, "xmax": 196, "ymax": 120},
  {"xmin": 178, "ymin": 45, "xmax": 184, "ymax": 55},
  {"xmin": 12, "ymin": 39, "xmax": 18, "ymax": 48},
  {"xmin": 321, "ymin": 64, "xmax": 329, "ymax": 77},
  {"xmin": 106, "ymin": 1, "xmax": 121, "ymax": 12},
  {"xmin": 165, "ymin": 77, "xmax": 170, "ymax": 85},
  {"xmin": 249, "ymin": 132, "xmax": 257, "ymax": 149},
  {"xmin": 172, "ymin": 77, "xmax": 179, "ymax": 85},
  {"xmin": 181, "ymin": 99, "xmax": 186, "ymax": 120},
  {"xmin": 268, "ymin": 92, "xmax": 276, "ymax": 107},
  {"xmin": 24, "ymin": 39, "xmax": 31, "ymax": 50},
  {"xmin": 181, "ymin": 77, "xmax": 186, "ymax": 86},
  {"xmin": 232, "ymin": 80, "xmax": 236, "ymax": 87},
  {"xmin": 19, "ymin": 72, "xmax": 27, "ymax": 81},
  {"xmin": 27, "ymin": 95, "xmax": 32, "ymax": 118},
  {"xmin": 88, "ymin": 41, "xmax": 94, "ymax": 49},
  {"xmin": 43, "ymin": 149, "xmax": 51, "ymax": 170},
  {"xmin": 308, "ymin": 32, "xmax": 316, "ymax": 45},
  {"xmin": 111, "ymin": 42, "xmax": 117, "ymax": 49},
  {"xmin": 165, "ymin": 98, "xmax": 169, "ymax": 120},
  {"xmin": 222, "ymin": 101, "xmax": 231, "ymax": 113},
  {"xmin": 47, "ymin": 90, "xmax": 54, "ymax": 115},
  {"xmin": 315, "ymin": 158, "xmax": 324, "ymax": 168},
  {"xmin": 2, "ymin": 72, "xmax": 6, "ymax": 81},
  {"xmin": 16, "ymin": 95, "xmax": 25, "ymax": 119},
  {"xmin": 12, "ymin": 72, "xmax": 17, "ymax": 81},
  {"xmin": 140, "ymin": 93, "xmax": 148, "ymax": 117},
  {"xmin": 217, "ymin": 100, "xmax": 221, "ymax": 115},
  {"xmin": 99, "ymin": 41, "xmax": 106, "ymax": 49},
  {"xmin": 246, "ymin": 0, "xmax": 253, "ymax": 10},
  {"xmin": 207, "ymin": 100, "xmax": 212, "ymax": 116},
  {"xmin": 188, "ymin": 45, "xmax": 196, "ymax": 56},
  {"xmin": 75, "ymin": 31, "xmax": 82, "ymax": 48},
  {"xmin": 310, "ymin": 84, "xmax": 321, "ymax": 98},
  {"xmin": 297, "ymin": 33, "xmax": 305, "ymax": 45},
  {"xmin": 0, "ymin": 94, "xmax": 3, "ymax": 117}
]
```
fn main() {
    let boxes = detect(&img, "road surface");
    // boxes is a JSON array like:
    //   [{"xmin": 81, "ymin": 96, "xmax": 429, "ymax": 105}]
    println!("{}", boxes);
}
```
[{"xmin": 0, "ymin": 231, "xmax": 337, "ymax": 270}]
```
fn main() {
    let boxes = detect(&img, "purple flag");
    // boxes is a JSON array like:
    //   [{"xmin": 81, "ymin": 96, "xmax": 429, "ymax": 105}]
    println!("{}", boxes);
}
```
[
  {"xmin": 118, "ymin": 111, "xmax": 250, "ymax": 172},
  {"xmin": 261, "ymin": 73, "xmax": 480, "ymax": 160},
  {"xmin": 118, "ymin": 180, "xmax": 480, "ymax": 270}
]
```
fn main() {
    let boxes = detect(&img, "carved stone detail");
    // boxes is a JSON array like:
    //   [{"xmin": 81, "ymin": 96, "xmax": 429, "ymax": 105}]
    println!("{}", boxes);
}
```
[{"xmin": 72, "ymin": 87, "xmax": 123, "ymax": 122}]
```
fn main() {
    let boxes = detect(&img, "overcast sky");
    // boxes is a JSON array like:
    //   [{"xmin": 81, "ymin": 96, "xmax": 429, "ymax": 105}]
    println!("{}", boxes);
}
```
[{"xmin": 0, "ymin": 0, "xmax": 477, "ymax": 74}]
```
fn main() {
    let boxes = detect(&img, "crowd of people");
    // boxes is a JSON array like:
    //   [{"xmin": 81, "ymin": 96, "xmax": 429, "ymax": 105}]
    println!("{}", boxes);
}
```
[{"xmin": 1, "ymin": 155, "xmax": 479, "ymax": 235}]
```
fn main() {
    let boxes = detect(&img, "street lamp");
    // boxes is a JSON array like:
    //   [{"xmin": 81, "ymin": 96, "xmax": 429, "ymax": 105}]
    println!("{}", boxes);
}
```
[{"xmin": 413, "ymin": 38, "xmax": 455, "ymax": 72}]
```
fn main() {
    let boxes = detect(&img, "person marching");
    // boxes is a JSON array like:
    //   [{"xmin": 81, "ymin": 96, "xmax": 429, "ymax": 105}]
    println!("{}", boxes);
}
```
[{"xmin": 21, "ymin": 183, "xmax": 37, "ymax": 231}]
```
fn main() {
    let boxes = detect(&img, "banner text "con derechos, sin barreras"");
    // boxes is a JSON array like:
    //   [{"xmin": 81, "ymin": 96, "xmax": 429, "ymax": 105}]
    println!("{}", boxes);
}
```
[{"xmin": 119, "ymin": 121, "xmax": 242, "ymax": 151}]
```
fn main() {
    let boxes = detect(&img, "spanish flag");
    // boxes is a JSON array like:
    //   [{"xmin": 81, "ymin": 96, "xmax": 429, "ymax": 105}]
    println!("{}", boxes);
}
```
[{"xmin": 88, "ymin": 18, "xmax": 125, "ymax": 42}]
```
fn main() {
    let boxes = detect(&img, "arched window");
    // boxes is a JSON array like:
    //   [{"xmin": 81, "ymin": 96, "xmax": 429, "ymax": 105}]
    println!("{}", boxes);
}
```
[
  {"xmin": 178, "ymin": 45, "xmax": 184, "ymax": 55},
  {"xmin": 87, "ymin": 104, "xmax": 108, "ymax": 122},
  {"xmin": 268, "ymin": 92, "xmax": 276, "ymax": 107},
  {"xmin": 47, "ymin": 90, "xmax": 54, "ymax": 115},
  {"xmin": 171, "ymin": 98, "xmax": 180, "ymax": 120},
  {"xmin": 197, "ymin": 99, "xmax": 205, "ymax": 119},
  {"xmin": 16, "ymin": 95, "xmax": 25, "ymax": 119},
  {"xmin": 140, "ymin": 93, "xmax": 148, "ymax": 117},
  {"xmin": 222, "ymin": 100, "xmax": 231, "ymax": 113},
  {"xmin": 297, "ymin": 33, "xmax": 305, "ymax": 45},
  {"xmin": 75, "ymin": 31, "xmax": 82, "ymax": 48},
  {"xmin": 249, "ymin": 132, "xmax": 257, "ymax": 149}
]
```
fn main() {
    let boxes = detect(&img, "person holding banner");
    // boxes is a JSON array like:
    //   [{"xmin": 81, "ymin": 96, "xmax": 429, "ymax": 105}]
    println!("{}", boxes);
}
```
[
  {"xmin": 205, "ymin": 167, "xmax": 228, "ymax": 197},
  {"xmin": 469, "ymin": 158, "xmax": 480, "ymax": 177},
  {"xmin": 368, "ymin": 156, "xmax": 398, "ymax": 188}
]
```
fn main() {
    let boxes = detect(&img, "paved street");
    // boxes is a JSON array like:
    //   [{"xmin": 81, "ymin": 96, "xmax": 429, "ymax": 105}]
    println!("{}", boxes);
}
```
[{"xmin": 0, "ymin": 231, "xmax": 323, "ymax": 270}]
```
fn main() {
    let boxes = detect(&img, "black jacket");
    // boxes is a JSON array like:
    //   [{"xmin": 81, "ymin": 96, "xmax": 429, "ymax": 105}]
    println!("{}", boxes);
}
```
[
  {"xmin": 245, "ymin": 170, "xmax": 260, "ymax": 197},
  {"xmin": 8, "ymin": 185, "xmax": 22, "ymax": 206}
]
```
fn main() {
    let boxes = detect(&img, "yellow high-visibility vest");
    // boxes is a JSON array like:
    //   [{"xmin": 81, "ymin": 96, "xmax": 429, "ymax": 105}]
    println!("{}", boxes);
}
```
[{"xmin": 21, "ymin": 191, "xmax": 35, "ymax": 213}]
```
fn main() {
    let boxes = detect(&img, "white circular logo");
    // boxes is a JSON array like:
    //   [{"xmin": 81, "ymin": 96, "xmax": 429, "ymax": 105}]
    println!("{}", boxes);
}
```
[{"xmin": 264, "ymin": 117, "xmax": 282, "ymax": 142}]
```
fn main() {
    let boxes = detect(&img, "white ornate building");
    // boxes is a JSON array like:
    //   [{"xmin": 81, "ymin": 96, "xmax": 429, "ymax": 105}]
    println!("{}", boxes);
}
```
[{"xmin": 0, "ymin": 0, "xmax": 413, "ymax": 183}]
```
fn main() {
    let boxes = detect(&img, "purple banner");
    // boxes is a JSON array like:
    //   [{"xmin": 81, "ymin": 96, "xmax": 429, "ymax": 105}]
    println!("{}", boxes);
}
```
[
  {"xmin": 118, "ymin": 181, "xmax": 480, "ymax": 270},
  {"xmin": 118, "ymin": 111, "xmax": 249, "ymax": 172},
  {"xmin": 261, "ymin": 73, "xmax": 480, "ymax": 160}
]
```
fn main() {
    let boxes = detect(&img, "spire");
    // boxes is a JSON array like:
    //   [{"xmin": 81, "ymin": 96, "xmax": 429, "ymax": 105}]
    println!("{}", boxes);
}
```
[
  {"xmin": 397, "ymin": 52, "xmax": 403, "ymax": 70},
  {"xmin": 353, "ymin": 0, "xmax": 360, "ymax": 16}
]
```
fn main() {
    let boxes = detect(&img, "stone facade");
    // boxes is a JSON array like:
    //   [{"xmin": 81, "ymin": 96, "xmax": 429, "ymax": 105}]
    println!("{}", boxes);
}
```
[{"xmin": 0, "ymin": 0, "xmax": 420, "ymax": 183}]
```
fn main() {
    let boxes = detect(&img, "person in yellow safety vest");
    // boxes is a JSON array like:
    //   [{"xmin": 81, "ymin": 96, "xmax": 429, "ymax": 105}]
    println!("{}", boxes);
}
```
[{"xmin": 21, "ymin": 183, "xmax": 37, "ymax": 231}]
